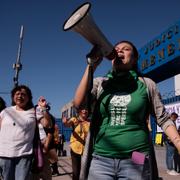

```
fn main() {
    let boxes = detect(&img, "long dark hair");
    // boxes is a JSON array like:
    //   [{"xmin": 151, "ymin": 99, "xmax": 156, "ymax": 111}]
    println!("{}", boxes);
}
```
[
  {"xmin": 0, "ymin": 97, "xmax": 6, "ymax": 112},
  {"xmin": 11, "ymin": 85, "xmax": 34, "ymax": 109}
]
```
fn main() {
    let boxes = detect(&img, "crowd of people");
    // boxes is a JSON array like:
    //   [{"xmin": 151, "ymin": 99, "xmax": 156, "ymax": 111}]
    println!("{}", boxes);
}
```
[
  {"xmin": 0, "ymin": 91, "xmax": 65, "ymax": 180},
  {"xmin": 0, "ymin": 40, "xmax": 180, "ymax": 180}
]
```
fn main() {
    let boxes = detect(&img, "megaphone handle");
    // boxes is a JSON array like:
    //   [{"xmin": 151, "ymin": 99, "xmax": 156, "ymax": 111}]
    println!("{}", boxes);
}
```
[{"xmin": 87, "ymin": 65, "xmax": 94, "ymax": 114}]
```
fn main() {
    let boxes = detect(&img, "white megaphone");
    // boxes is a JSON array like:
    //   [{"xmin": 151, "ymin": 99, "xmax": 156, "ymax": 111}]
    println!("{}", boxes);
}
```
[{"xmin": 63, "ymin": 2, "xmax": 116, "ymax": 60}]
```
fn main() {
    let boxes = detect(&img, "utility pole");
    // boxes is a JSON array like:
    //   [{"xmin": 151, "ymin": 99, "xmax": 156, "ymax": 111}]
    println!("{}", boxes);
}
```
[{"xmin": 13, "ymin": 25, "xmax": 24, "ymax": 87}]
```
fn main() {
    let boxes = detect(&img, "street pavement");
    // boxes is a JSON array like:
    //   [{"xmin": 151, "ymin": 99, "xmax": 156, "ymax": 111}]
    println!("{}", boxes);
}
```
[
  {"xmin": 155, "ymin": 145, "xmax": 179, "ymax": 180},
  {"xmin": 52, "ymin": 143, "xmax": 180, "ymax": 180}
]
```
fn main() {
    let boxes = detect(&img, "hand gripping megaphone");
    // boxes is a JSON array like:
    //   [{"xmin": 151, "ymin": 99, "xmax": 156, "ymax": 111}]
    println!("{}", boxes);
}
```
[{"xmin": 63, "ymin": 2, "xmax": 116, "ymax": 60}]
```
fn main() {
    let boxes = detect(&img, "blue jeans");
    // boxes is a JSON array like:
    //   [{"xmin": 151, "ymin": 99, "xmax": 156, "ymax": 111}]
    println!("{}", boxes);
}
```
[
  {"xmin": 165, "ymin": 142, "xmax": 175, "ymax": 170},
  {"xmin": 88, "ymin": 154, "xmax": 150, "ymax": 180},
  {"xmin": 0, "ymin": 155, "xmax": 32, "ymax": 180}
]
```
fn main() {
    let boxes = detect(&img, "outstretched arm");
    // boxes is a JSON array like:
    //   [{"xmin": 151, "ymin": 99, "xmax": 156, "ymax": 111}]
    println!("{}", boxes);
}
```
[
  {"xmin": 62, "ymin": 116, "xmax": 73, "ymax": 127},
  {"xmin": 37, "ymin": 97, "xmax": 52, "ymax": 128}
]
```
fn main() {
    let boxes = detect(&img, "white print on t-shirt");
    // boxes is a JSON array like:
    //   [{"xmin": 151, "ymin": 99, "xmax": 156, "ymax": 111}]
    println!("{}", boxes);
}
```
[{"xmin": 109, "ymin": 93, "xmax": 131, "ymax": 126}]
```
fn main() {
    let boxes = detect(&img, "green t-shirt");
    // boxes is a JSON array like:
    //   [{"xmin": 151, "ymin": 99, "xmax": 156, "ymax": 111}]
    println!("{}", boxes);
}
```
[{"xmin": 94, "ymin": 70, "xmax": 150, "ymax": 158}]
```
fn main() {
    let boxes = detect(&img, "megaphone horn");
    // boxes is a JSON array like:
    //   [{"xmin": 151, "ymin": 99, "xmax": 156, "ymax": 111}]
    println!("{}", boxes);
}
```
[{"xmin": 63, "ymin": 2, "xmax": 115, "ymax": 60}]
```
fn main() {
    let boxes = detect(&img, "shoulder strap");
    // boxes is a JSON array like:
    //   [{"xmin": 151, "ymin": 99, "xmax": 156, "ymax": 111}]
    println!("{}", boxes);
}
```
[
  {"xmin": 71, "ymin": 117, "xmax": 78, "ymax": 132},
  {"xmin": 33, "ymin": 107, "xmax": 41, "ymax": 147}
]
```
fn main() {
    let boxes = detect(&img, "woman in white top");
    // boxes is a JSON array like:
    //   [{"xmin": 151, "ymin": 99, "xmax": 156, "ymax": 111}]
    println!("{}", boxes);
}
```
[{"xmin": 0, "ymin": 85, "xmax": 50, "ymax": 180}]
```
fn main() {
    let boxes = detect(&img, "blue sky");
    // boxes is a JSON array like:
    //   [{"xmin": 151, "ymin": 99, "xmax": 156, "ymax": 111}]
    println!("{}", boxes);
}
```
[{"xmin": 0, "ymin": 0, "xmax": 180, "ymax": 117}]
